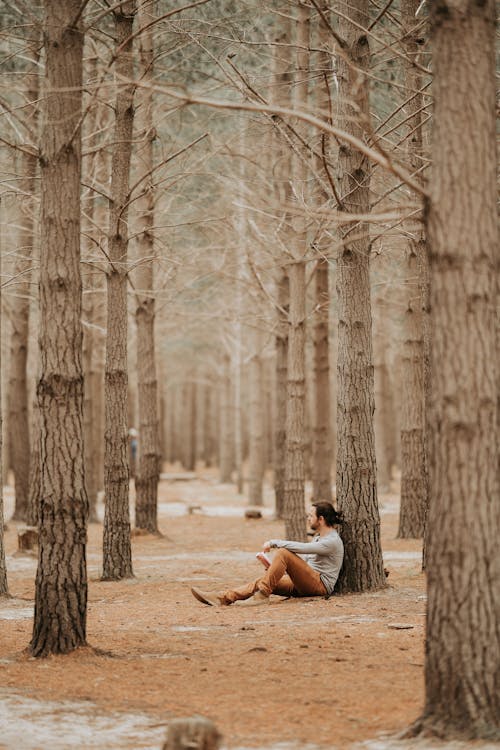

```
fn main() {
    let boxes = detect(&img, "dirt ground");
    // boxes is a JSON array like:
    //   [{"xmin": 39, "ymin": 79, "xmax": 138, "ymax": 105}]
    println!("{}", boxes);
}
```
[{"xmin": 0, "ymin": 471, "xmax": 479, "ymax": 749}]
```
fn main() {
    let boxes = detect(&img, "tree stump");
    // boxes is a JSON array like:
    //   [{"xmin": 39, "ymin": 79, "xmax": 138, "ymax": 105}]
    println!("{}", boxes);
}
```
[
  {"xmin": 18, "ymin": 527, "xmax": 39, "ymax": 552},
  {"xmin": 162, "ymin": 717, "xmax": 221, "ymax": 750}
]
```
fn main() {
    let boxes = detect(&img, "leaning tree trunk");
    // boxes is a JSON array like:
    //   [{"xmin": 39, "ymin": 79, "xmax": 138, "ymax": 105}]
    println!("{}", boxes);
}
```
[
  {"xmin": 335, "ymin": 0, "xmax": 386, "ymax": 593},
  {"xmin": 8, "ymin": 55, "xmax": 39, "ymax": 522},
  {"xmin": 134, "ymin": 0, "xmax": 160, "ymax": 533},
  {"xmin": 398, "ymin": 0, "xmax": 429, "ymax": 539},
  {"xmin": 414, "ymin": 0, "xmax": 500, "ymax": 738},
  {"xmin": 31, "ymin": 0, "xmax": 88, "ymax": 656},
  {"xmin": 102, "ymin": 2, "xmax": 136, "ymax": 580}
]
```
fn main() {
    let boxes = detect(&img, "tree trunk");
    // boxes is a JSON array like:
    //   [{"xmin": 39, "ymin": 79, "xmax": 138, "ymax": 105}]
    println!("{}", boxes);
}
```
[
  {"xmin": 312, "ymin": 257, "xmax": 333, "ymax": 502},
  {"xmin": 415, "ymin": 0, "xmax": 500, "ymax": 738},
  {"xmin": 248, "ymin": 324, "xmax": 264, "ymax": 505},
  {"xmin": 373, "ymin": 314, "xmax": 394, "ymax": 493},
  {"xmin": 134, "ymin": 0, "xmax": 160, "ymax": 533},
  {"xmin": 219, "ymin": 355, "xmax": 233, "ymax": 483},
  {"xmin": 31, "ymin": 0, "xmax": 88, "ymax": 656},
  {"xmin": 283, "ymin": 3, "xmax": 310, "ymax": 541},
  {"xmin": 0, "ymin": 209, "xmax": 8, "ymax": 596},
  {"xmin": 8, "ymin": 58, "xmax": 39, "ymax": 521},
  {"xmin": 335, "ymin": 0, "xmax": 386, "ymax": 593},
  {"xmin": 398, "ymin": 0, "xmax": 429, "ymax": 538},
  {"xmin": 102, "ymin": 3, "xmax": 136, "ymax": 580}
]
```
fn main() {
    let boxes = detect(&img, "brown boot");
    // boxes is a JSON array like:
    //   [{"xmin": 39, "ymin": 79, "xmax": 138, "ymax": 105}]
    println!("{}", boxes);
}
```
[{"xmin": 190, "ymin": 587, "xmax": 225, "ymax": 606}]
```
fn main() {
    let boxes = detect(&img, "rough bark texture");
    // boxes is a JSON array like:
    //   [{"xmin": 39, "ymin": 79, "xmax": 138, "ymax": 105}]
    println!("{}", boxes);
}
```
[
  {"xmin": 30, "ymin": 0, "xmax": 88, "ymax": 656},
  {"xmin": 102, "ymin": 3, "xmax": 136, "ymax": 580},
  {"xmin": 415, "ymin": 0, "xmax": 500, "ymax": 738},
  {"xmin": 335, "ymin": 0, "xmax": 386, "ymax": 593},
  {"xmin": 8, "ymin": 59, "xmax": 39, "ymax": 521},
  {"xmin": 398, "ymin": 0, "xmax": 429, "ymax": 539},
  {"xmin": 373, "ymin": 312, "xmax": 395, "ymax": 493},
  {"xmin": 312, "ymin": 257, "xmax": 333, "ymax": 502},
  {"xmin": 134, "ymin": 2, "xmax": 160, "ymax": 532},
  {"xmin": 248, "ymin": 324, "xmax": 264, "ymax": 506}
]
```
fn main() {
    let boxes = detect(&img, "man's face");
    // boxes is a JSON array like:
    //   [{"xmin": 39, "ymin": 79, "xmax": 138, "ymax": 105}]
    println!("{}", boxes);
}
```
[{"xmin": 307, "ymin": 507, "xmax": 320, "ymax": 531}]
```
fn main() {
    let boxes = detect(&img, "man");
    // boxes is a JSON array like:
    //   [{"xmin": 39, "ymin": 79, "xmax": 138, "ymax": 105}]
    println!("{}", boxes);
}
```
[{"xmin": 190, "ymin": 501, "xmax": 344, "ymax": 607}]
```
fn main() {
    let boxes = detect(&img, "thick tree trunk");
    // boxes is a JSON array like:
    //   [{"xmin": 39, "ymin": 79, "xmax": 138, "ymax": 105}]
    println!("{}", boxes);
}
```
[
  {"xmin": 248, "ymin": 324, "xmax": 264, "ymax": 505},
  {"xmin": 134, "ymin": 2, "xmax": 160, "ymax": 533},
  {"xmin": 335, "ymin": 0, "xmax": 386, "ymax": 593},
  {"xmin": 312, "ymin": 257, "xmax": 333, "ymax": 502},
  {"xmin": 398, "ymin": 0, "xmax": 429, "ymax": 538},
  {"xmin": 415, "ymin": 0, "xmax": 500, "ymax": 738},
  {"xmin": 102, "ymin": 3, "xmax": 136, "ymax": 580},
  {"xmin": 31, "ymin": 0, "xmax": 88, "ymax": 656}
]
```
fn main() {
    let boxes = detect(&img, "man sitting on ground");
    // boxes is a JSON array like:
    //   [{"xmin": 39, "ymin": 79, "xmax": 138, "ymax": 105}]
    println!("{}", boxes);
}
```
[{"xmin": 190, "ymin": 501, "xmax": 344, "ymax": 607}]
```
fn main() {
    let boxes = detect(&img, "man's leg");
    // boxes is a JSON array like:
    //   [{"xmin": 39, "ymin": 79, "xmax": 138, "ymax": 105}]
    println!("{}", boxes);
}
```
[{"xmin": 258, "ymin": 549, "xmax": 326, "ymax": 597}]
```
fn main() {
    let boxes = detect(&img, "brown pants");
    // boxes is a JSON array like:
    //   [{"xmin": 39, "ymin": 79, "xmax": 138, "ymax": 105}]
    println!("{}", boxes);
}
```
[{"xmin": 219, "ymin": 548, "xmax": 327, "ymax": 605}]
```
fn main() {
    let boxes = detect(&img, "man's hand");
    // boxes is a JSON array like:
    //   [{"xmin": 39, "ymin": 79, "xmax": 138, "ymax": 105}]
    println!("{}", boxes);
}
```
[{"xmin": 262, "ymin": 541, "xmax": 272, "ymax": 552}]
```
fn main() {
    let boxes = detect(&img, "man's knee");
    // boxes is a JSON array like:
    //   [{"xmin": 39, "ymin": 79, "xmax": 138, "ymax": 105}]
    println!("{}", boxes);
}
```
[{"xmin": 275, "ymin": 548, "xmax": 295, "ymax": 561}]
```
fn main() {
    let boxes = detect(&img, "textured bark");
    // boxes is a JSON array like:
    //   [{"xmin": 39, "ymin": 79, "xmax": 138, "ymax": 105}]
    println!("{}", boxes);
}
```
[
  {"xmin": 312, "ymin": 258, "xmax": 333, "ymax": 502},
  {"xmin": 398, "ymin": 0, "xmax": 429, "ymax": 539},
  {"xmin": 248, "ymin": 324, "xmax": 264, "ymax": 506},
  {"xmin": 284, "ymin": 262, "xmax": 307, "ymax": 541},
  {"xmin": 335, "ymin": 0, "xmax": 386, "ymax": 593},
  {"xmin": 415, "ymin": 0, "xmax": 500, "ymax": 738},
  {"xmin": 373, "ymin": 316, "xmax": 395, "ymax": 493},
  {"xmin": 8, "ymin": 57, "xmax": 39, "ymax": 521},
  {"xmin": 30, "ymin": 0, "xmax": 88, "ymax": 656},
  {"xmin": 282, "ymin": 3, "xmax": 309, "ymax": 542},
  {"xmin": 134, "ymin": 2, "xmax": 160, "ymax": 532},
  {"xmin": 102, "ymin": 3, "xmax": 136, "ymax": 580}
]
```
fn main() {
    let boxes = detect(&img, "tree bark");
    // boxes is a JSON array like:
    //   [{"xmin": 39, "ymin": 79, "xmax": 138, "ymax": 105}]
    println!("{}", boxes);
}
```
[
  {"xmin": 30, "ymin": 0, "xmax": 88, "ymax": 656},
  {"xmin": 312, "ymin": 257, "xmax": 333, "ymax": 502},
  {"xmin": 248, "ymin": 323, "xmax": 264, "ymax": 505},
  {"xmin": 283, "ymin": 2, "xmax": 310, "ymax": 541},
  {"xmin": 335, "ymin": 0, "xmax": 386, "ymax": 593},
  {"xmin": 414, "ymin": 0, "xmax": 500, "ymax": 738},
  {"xmin": 398, "ymin": 0, "xmax": 429, "ymax": 539},
  {"xmin": 102, "ymin": 2, "xmax": 136, "ymax": 580},
  {"xmin": 8, "ymin": 55, "xmax": 39, "ymax": 521},
  {"xmin": 0, "ymin": 207, "xmax": 8, "ymax": 596},
  {"xmin": 219, "ymin": 354, "xmax": 233, "ymax": 482},
  {"xmin": 134, "ymin": 0, "xmax": 160, "ymax": 533}
]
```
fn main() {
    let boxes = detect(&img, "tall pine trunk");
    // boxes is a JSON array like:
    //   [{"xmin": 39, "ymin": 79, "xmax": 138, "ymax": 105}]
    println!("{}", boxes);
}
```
[
  {"xmin": 9, "ymin": 56, "xmax": 39, "ymax": 521},
  {"xmin": 312, "ymin": 257, "xmax": 333, "ymax": 501},
  {"xmin": 31, "ymin": 0, "xmax": 88, "ymax": 656},
  {"xmin": 134, "ymin": 0, "xmax": 160, "ymax": 532},
  {"xmin": 398, "ymin": 0, "xmax": 429, "ymax": 538},
  {"xmin": 283, "ymin": 2, "xmax": 310, "ymax": 541},
  {"xmin": 0, "ymin": 215, "xmax": 8, "ymax": 596},
  {"xmin": 102, "ymin": 3, "xmax": 136, "ymax": 580},
  {"xmin": 335, "ymin": 0, "xmax": 385, "ymax": 592},
  {"xmin": 415, "ymin": 0, "xmax": 500, "ymax": 737}
]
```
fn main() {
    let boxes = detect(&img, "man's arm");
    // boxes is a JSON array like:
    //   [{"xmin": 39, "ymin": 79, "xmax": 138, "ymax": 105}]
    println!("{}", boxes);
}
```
[{"xmin": 263, "ymin": 536, "xmax": 337, "ymax": 555}]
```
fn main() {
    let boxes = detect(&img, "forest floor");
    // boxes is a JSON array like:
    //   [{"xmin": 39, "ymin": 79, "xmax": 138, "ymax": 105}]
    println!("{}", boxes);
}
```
[{"xmin": 0, "ymin": 471, "xmax": 497, "ymax": 750}]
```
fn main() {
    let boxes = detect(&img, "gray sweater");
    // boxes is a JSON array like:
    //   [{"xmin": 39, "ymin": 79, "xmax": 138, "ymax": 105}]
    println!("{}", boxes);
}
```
[{"xmin": 269, "ymin": 530, "xmax": 344, "ymax": 595}]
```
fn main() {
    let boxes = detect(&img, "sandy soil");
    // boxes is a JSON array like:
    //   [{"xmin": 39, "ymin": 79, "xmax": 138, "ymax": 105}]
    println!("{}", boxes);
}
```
[{"xmin": 0, "ymin": 472, "xmax": 491, "ymax": 750}]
